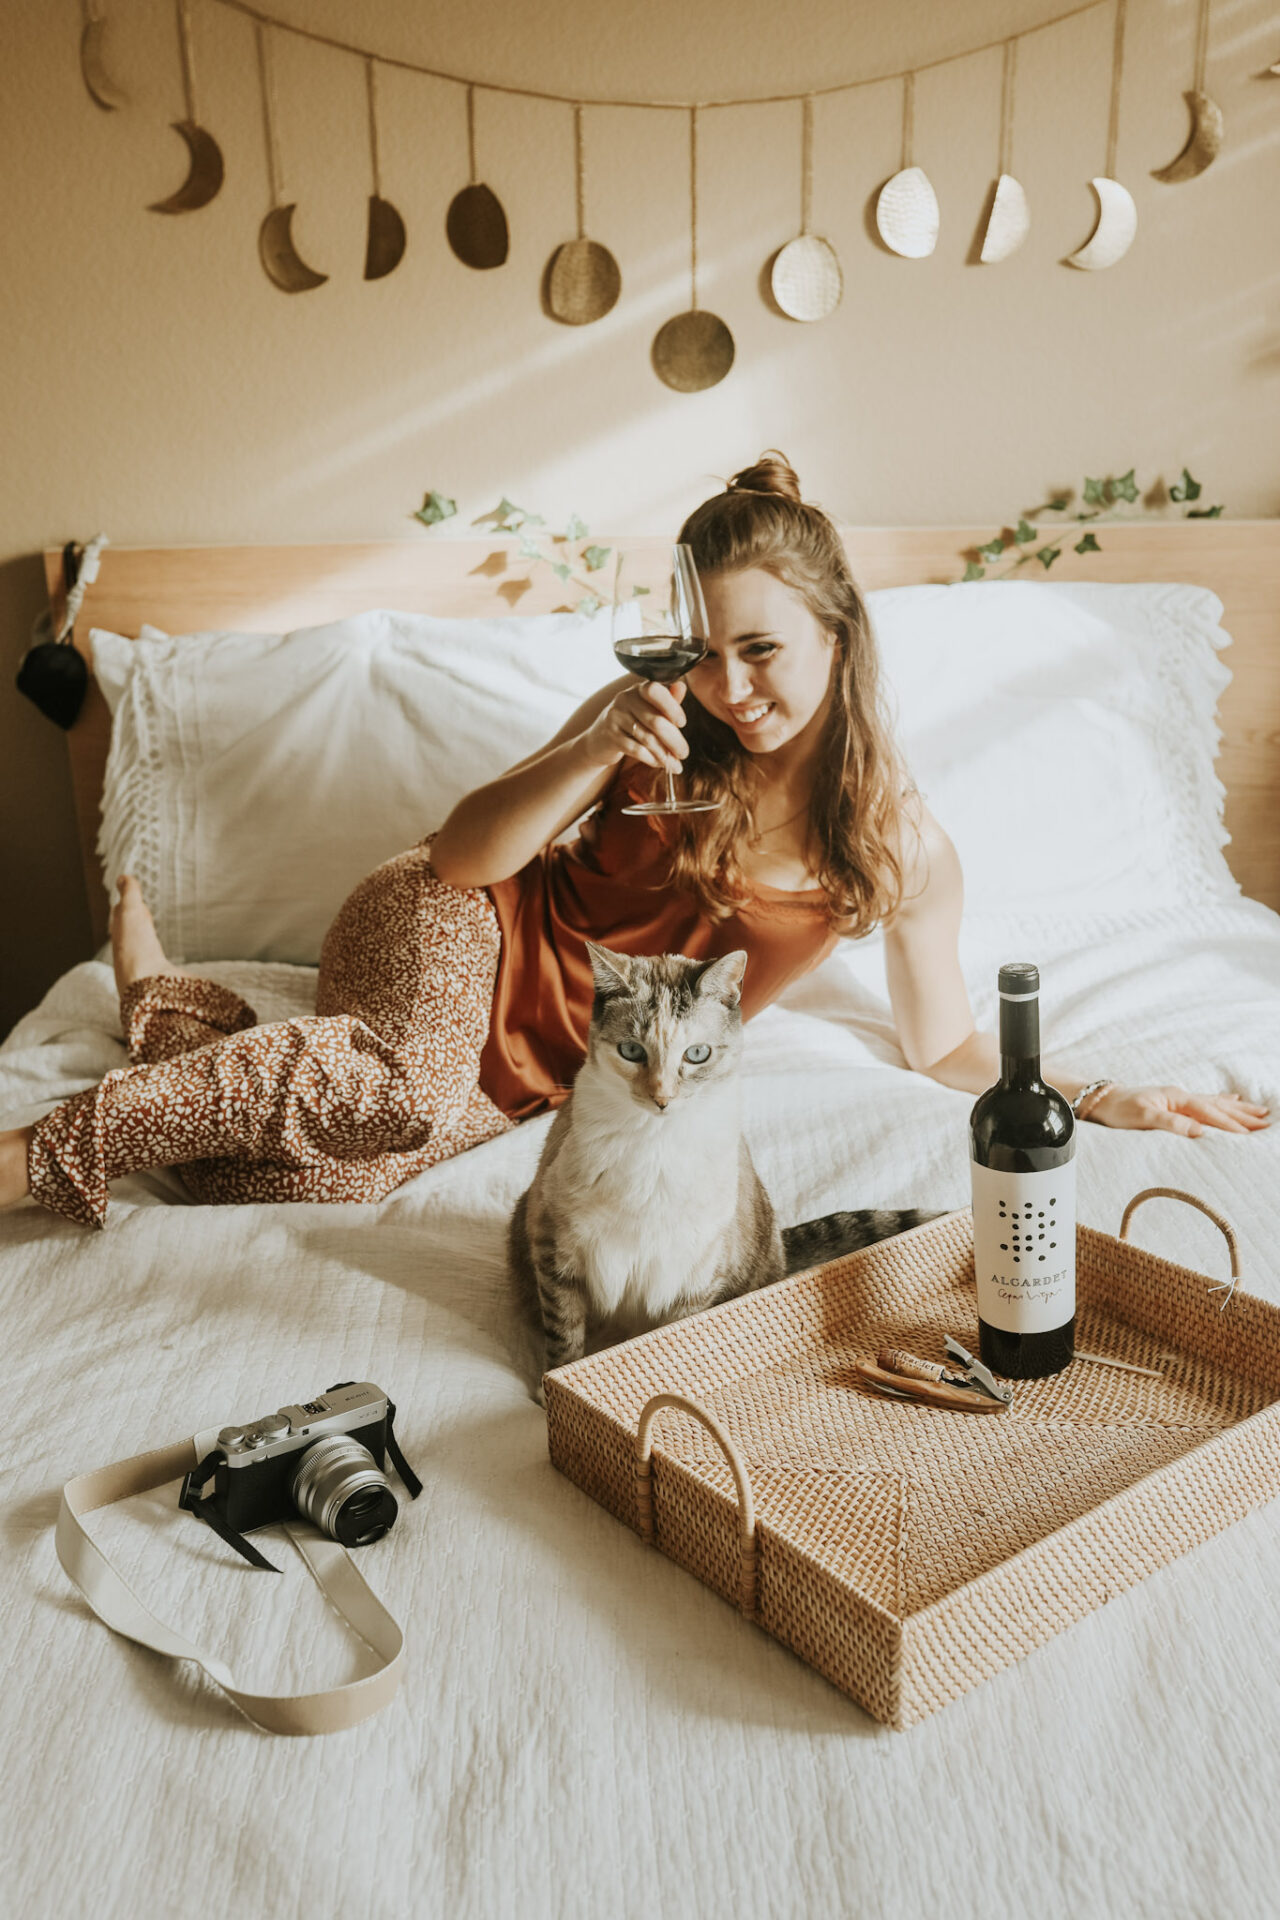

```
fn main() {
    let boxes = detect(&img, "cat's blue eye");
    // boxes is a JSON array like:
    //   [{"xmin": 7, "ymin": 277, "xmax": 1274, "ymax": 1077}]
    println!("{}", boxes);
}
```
[
  {"xmin": 617, "ymin": 1039, "xmax": 647, "ymax": 1063},
  {"xmin": 683, "ymin": 1044, "xmax": 712, "ymax": 1065}
]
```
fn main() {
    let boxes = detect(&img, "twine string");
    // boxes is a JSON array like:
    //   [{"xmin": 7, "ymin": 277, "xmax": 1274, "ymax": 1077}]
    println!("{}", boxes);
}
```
[
  {"xmin": 1105, "ymin": 0, "xmax": 1128, "ymax": 177},
  {"xmin": 255, "ymin": 19, "xmax": 283, "ymax": 207},
  {"xmin": 1192, "ymin": 0, "xmax": 1211, "ymax": 93},
  {"xmin": 176, "ymin": 0, "xmax": 197, "ymax": 123},
  {"xmin": 689, "ymin": 105, "xmax": 699, "ymax": 309},
  {"xmin": 573, "ymin": 103, "xmax": 586, "ymax": 238},
  {"xmin": 209, "ymin": 0, "xmax": 1111, "ymax": 113},
  {"xmin": 466, "ymin": 82, "xmax": 477, "ymax": 184},
  {"xmin": 998, "ymin": 39, "xmax": 1017, "ymax": 177},
  {"xmin": 365, "ymin": 57, "xmax": 381, "ymax": 197},
  {"xmin": 901, "ymin": 71, "xmax": 914, "ymax": 169},
  {"xmin": 800, "ymin": 94, "xmax": 813, "ymax": 234}
]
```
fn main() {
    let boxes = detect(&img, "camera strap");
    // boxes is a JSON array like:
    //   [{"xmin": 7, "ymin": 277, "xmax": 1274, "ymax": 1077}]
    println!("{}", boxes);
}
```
[{"xmin": 56, "ymin": 1424, "xmax": 406, "ymax": 1736}]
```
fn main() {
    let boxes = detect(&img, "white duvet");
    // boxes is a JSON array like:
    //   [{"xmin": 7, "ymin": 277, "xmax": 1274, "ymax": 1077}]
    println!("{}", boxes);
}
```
[{"xmin": 4, "ymin": 897, "xmax": 1280, "ymax": 1920}]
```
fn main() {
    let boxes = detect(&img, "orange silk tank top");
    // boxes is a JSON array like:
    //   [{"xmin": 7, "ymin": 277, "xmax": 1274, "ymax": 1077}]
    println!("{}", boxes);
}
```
[{"xmin": 479, "ymin": 764, "xmax": 838, "ymax": 1119}]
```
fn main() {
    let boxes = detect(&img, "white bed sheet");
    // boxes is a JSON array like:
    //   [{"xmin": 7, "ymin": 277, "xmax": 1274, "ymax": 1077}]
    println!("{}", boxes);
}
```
[{"xmin": 3, "ymin": 897, "xmax": 1280, "ymax": 1920}]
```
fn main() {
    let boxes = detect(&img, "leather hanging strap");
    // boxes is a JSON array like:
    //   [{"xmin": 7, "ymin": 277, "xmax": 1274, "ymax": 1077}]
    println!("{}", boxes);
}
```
[{"xmin": 56, "ymin": 1425, "xmax": 407, "ymax": 1736}]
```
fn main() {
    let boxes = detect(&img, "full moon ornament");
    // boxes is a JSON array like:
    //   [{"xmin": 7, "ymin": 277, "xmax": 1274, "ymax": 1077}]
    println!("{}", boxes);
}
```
[
  {"xmin": 1067, "ymin": 0, "xmax": 1137, "ymax": 270},
  {"xmin": 1152, "ymin": 0, "xmax": 1222, "ymax": 181},
  {"xmin": 254, "ymin": 23, "xmax": 327, "ymax": 292},
  {"xmin": 978, "ymin": 43, "xmax": 1030, "ymax": 263},
  {"xmin": 79, "ymin": 5, "xmax": 128, "ymax": 111},
  {"xmin": 362, "ymin": 60, "xmax": 406, "ymax": 280},
  {"xmin": 546, "ymin": 107, "xmax": 622, "ymax": 324},
  {"xmin": 653, "ymin": 109, "xmax": 735, "ymax": 392},
  {"xmin": 876, "ymin": 75, "xmax": 939, "ymax": 258},
  {"xmin": 447, "ymin": 87, "xmax": 509, "ymax": 269},
  {"xmin": 770, "ymin": 98, "xmax": 843, "ymax": 321},
  {"xmin": 149, "ymin": 1, "xmax": 224, "ymax": 216}
]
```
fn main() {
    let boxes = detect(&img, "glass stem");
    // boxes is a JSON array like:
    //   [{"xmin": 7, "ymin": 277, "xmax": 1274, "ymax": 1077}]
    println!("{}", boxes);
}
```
[{"xmin": 664, "ymin": 767, "xmax": 677, "ymax": 808}]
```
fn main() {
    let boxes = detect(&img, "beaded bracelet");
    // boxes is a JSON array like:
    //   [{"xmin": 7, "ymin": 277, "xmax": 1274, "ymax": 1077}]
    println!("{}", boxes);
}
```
[{"xmin": 1071, "ymin": 1078, "xmax": 1115, "ymax": 1122}]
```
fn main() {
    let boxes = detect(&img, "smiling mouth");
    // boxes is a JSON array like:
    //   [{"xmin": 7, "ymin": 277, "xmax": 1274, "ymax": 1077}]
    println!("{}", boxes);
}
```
[{"xmin": 727, "ymin": 701, "xmax": 775, "ymax": 726}]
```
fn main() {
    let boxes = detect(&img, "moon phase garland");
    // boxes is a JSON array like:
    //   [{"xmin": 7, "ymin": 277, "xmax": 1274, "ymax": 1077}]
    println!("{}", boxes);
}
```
[{"xmin": 81, "ymin": 0, "xmax": 1225, "ymax": 379}]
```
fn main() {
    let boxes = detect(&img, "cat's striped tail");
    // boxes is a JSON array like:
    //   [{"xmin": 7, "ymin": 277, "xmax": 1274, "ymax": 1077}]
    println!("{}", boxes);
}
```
[{"xmin": 780, "ymin": 1207, "xmax": 945, "ymax": 1277}]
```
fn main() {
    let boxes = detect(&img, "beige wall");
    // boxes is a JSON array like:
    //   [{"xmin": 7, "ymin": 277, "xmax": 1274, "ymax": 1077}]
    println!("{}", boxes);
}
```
[{"xmin": 2, "ymin": 0, "xmax": 1277, "ymax": 1031}]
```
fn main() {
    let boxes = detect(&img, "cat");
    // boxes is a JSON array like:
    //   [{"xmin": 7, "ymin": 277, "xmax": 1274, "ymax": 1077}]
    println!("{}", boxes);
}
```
[{"xmin": 508, "ymin": 941, "xmax": 939, "ymax": 1388}]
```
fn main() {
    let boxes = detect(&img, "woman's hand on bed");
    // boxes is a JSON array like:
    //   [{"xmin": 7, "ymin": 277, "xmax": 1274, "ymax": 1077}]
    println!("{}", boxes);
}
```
[
  {"xmin": 1088, "ymin": 1085, "xmax": 1271, "ymax": 1137},
  {"xmin": 583, "ymin": 679, "xmax": 688, "ymax": 774}
]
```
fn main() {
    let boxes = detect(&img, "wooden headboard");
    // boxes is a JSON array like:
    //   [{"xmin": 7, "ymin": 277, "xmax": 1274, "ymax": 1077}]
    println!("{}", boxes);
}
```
[{"xmin": 45, "ymin": 521, "xmax": 1280, "ymax": 943}]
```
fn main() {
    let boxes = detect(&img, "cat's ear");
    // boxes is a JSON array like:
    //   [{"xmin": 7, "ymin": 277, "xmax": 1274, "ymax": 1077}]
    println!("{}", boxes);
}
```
[
  {"xmin": 694, "ymin": 949, "xmax": 748, "ymax": 1007},
  {"xmin": 586, "ymin": 940, "xmax": 633, "ymax": 997}
]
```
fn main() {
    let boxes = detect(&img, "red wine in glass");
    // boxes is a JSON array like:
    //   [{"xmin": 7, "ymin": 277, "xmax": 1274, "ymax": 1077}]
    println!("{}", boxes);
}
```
[{"xmin": 611, "ymin": 545, "xmax": 721, "ymax": 816}]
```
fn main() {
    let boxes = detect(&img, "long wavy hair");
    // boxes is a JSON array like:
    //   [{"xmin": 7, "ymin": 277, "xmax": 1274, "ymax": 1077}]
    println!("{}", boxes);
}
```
[{"xmin": 667, "ymin": 451, "xmax": 917, "ymax": 936}]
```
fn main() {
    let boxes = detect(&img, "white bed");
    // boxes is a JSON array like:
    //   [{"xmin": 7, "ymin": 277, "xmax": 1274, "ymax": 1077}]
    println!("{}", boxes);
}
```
[{"xmin": 5, "ymin": 536, "xmax": 1280, "ymax": 1918}]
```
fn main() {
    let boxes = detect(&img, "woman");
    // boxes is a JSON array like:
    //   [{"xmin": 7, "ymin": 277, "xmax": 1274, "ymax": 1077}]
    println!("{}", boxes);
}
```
[{"xmin": 1, "ymin": 453, "xmax": 1267, "ymax": 1227}]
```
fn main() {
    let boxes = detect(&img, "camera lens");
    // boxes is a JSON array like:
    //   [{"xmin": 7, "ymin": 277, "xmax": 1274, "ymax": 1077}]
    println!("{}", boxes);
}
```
[{"xmin": 289, "ymin": 1435, "xmax": 398, "ymax": 1547}]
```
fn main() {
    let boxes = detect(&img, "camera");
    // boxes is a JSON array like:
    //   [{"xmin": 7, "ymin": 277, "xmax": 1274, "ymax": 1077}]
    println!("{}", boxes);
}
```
[{"xmin": 179, "ymin": 1381, "xmax": 421, "ymax": 1570}]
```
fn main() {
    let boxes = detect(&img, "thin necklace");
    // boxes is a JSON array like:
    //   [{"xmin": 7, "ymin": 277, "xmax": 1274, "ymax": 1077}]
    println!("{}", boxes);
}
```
[{"xmin": 751, "ymin": 801, "xmax": 810, "ymax": 840}]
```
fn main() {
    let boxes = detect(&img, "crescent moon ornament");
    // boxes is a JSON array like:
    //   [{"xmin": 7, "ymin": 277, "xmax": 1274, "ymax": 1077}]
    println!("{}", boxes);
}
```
[
  {"xmin": 979, "ymin": 174, "xmax": 1030, "ymax": 263},
  {"xmin": 258, "ymin": 204, "xmax": 329, "ymax": 293},
  {"xmin": 1151, "ymin": 88, "xmax": 1224, "ymax": 182},
  {"xmin": 361, "ymin": 66, "xmax": 406, "ymax": 280},
  {"xmin": 979, "ymin": 45, "xmax": 1029, "ymax": 264},
  {"xmin": 80, "ymin": 15, "xmax": 128, "ymax": 112},
  {"xmin": 148, "ymin": 119, "xmax": 225, "ymax": 214},
  {"xmin": 1065, "ymin": 176, "xmax": 1137, "ymax": 270},
  {"xmin": 365, "ymin": 195, "xmax": 406, "ymax": 280},
  {"xmin": 253, "ymin": 24, "xmax": 327, "ymax": 293}
]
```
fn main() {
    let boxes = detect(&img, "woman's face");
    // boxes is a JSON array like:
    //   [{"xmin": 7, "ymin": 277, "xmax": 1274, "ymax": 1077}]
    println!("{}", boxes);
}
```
[{"xmin": 687, "ymin": 566, "xmax": 836, "ymax": 757}]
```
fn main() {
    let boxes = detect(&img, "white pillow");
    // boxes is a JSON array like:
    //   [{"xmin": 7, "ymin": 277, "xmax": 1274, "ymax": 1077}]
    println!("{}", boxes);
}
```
[
  {"xmin": 93, "ymin": 608, "xmax": 619, "ymax": 963},
  {"xmin": 873, "ymin": 581, "xmax": 1236, "ymax": 920},
  {"xmin": 92, "ymin": 581, "xmax": 1235, "ymax": 966}
]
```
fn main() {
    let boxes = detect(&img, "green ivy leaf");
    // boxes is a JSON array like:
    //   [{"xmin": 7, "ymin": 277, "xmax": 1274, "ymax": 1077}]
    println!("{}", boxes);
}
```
[
  {"xmin": 575, "ymin": 593, "xmax": 602, "ymax": 617},
  {"xmin": 1111, "ymin": 468, "xmax": 1139, "ymax": 504},
  {"xmin": 493, "ymin": 495, "xmax": 527, "ymax": 529},
  {"xmin": 977, "ymin": 538, "xmax": 1006, "ymax": 562},
  {"xmin": 1169, "ymin": 467, "xmax": 1202, "ymax": 504},
  {"xmin": 517, "ymin": 532, "xmax": 544, "ymax": 560},
  {"xmin": 1036, "ymin": 546, "xmax": 1062, "ymax": 569},
  {"xmin": 582, "ymin": 544, "xmax": 612, "ymax": 572},
  {"xmin": 1048, "ymin": 493, "xmax": 1071, "ymax": 512},
  {"xmin": 551, "ymin": 561, "xmax": 571, "ymax": 581},
  {"xmin": 1082, "ymin": 476, "xmax": 1107, "ymax": 507},
  {"xmin": 1074, "ymin": 532, "xmax": 1101, "ymax": 554},
  {"xmin": 1014, "ymin": 518, "xmax": 1037, "ymax": 544},
  {"xmin": 414, "ymin": 490, "xmax": 457, "ymax": 527},
  {"xmin": 564, "ymin": 514, "xmax": 587, "ymax": 540},
  {"xmin": 1187, "ymin": 504, "xmax": 1223, "ymax": 518},
  {"xmin": 631, "ymin": 584, "xmax": 651, "ymax": 596},
  {"xmin": 962, "ymin": 561, "xmax": 985, "ymax": 582}
]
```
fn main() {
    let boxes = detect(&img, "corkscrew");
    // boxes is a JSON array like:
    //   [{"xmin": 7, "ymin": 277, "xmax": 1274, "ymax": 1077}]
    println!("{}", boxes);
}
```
[{"xmin": 853, "ymin": 1334, "xmax": 1015, "ymax": 1413}]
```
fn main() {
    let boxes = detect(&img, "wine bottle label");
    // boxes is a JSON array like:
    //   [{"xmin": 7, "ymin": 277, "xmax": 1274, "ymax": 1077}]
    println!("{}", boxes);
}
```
[{"xmin": 971, "ymin": 1160, "xmax": 1076, "ymax": 1334}]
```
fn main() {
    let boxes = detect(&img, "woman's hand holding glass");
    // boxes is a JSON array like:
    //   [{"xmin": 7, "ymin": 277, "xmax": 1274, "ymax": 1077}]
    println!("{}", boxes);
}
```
[{"xmin": 582, "ymin": 678, "xmax": 689, "ymax": 775}]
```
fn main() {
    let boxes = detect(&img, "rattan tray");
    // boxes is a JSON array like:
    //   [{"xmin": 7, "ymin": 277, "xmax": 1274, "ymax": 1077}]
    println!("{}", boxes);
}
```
[{"xmin": 544, "ymin": 1187, "xmax": 1280, "ymax": 1728}]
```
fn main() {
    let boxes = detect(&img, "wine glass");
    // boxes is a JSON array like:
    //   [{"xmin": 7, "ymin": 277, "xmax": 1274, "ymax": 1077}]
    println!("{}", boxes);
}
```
[{"xmin": 610, "ymin": 544, "xmax": 720, "ymax": 816}]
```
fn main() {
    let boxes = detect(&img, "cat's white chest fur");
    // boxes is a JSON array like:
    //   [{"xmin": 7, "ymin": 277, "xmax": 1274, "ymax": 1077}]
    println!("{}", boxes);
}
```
[{"xmin": 550, "ymin": 1075, "xmax": 742, "ymax": 1320}]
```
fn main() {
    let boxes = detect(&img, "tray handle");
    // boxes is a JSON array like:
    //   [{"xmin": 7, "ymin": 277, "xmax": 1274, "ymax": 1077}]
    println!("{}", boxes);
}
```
[
  {"xmin": 634, "ymin": 1393, "xmax": 758, "ymax": 1621},
  {"xmin": 1119, "ymin": 1186, "xmax": 1241, "ymax": 1310}
]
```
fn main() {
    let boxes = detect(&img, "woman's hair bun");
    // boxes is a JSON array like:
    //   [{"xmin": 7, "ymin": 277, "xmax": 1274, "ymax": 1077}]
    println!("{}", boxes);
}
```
[{"xmin": 727, "ymin": 450, "xmax": 802, "ymax": 503}]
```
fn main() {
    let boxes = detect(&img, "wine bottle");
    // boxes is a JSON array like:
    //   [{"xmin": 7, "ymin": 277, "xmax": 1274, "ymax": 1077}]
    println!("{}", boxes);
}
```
[{"xmin": 969, "ymin": 961, "xmax": 1075, "ymax": 1379}]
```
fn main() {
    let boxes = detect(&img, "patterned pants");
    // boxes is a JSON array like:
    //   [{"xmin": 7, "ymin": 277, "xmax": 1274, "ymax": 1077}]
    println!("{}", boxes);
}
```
[{"xmin": 27, "ymin": 846, "xmax": 514, "ymax": 1228}]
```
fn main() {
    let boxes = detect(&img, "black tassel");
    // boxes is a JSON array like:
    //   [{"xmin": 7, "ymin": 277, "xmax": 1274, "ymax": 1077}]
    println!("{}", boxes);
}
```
[{"xmin": 16, "ymin": 637, "xmax": 88, "ymax": 730}]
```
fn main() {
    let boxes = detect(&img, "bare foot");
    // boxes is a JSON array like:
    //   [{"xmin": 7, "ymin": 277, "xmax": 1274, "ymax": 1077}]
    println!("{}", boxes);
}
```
[
  {"xmin": 0, "ymin": 1127, "xmax": 33, "ymax": 1210},
  {"xmin": 110, "ymin": 876, "xmax": 183, "ymax": 996}
]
